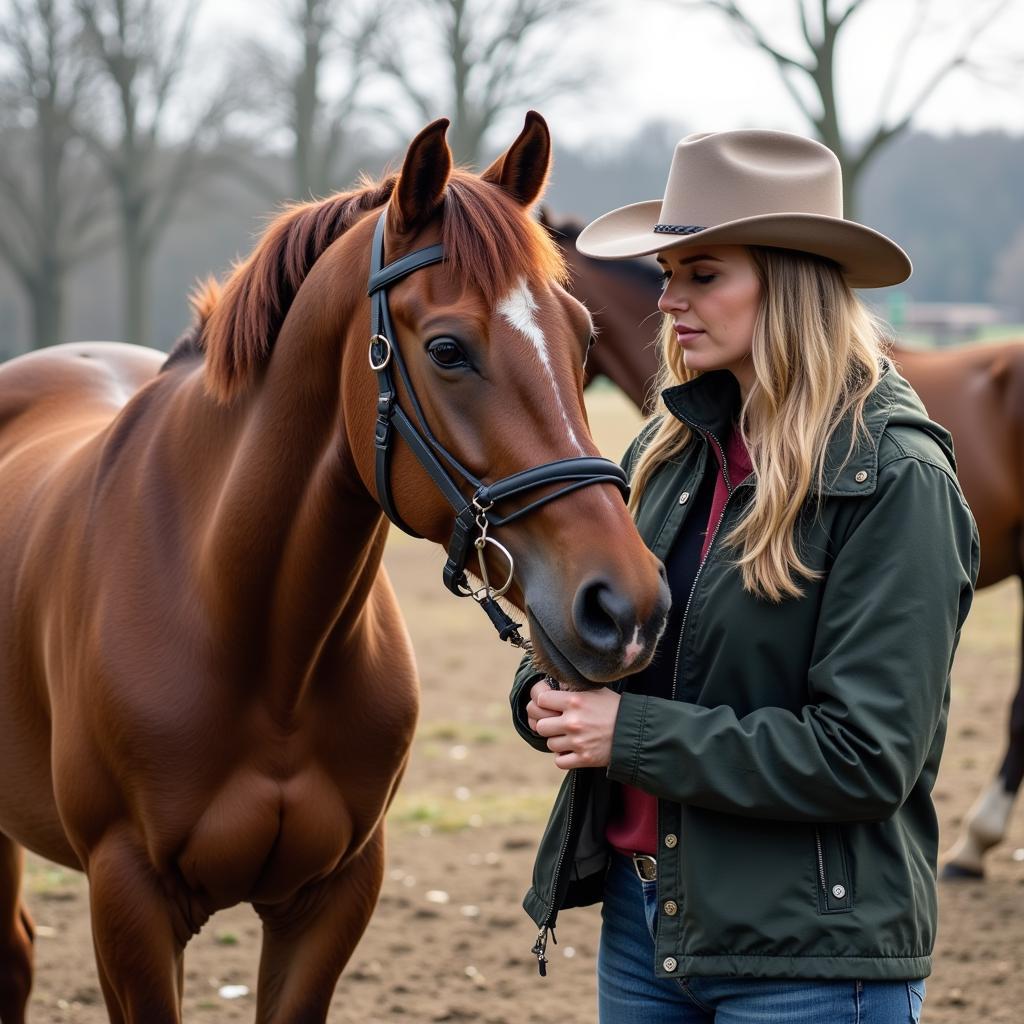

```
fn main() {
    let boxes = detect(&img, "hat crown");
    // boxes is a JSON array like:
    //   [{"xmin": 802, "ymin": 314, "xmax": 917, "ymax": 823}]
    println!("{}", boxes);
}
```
[{"xmin": 660, "ymin": 130, "xmax": 843, "ymax": 227}]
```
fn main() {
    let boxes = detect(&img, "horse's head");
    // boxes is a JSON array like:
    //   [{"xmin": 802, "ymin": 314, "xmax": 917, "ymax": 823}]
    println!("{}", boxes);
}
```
[
  {"xmin": 540, "ymin": 209, "xmax": 664, "ymax": 415},
  {"xmin": 197, "ymin": 112, "xmax": 668, "ymax": 687},
  {"xmin": 337, "ymin": 114, "xmax": 668, "ymax": 686}
]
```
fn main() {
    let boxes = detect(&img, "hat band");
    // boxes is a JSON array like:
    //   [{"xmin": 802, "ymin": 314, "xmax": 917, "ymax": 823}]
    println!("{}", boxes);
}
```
[{"xmin": 653, "ymin": 224, "xmax": 706, "ymax": 235}]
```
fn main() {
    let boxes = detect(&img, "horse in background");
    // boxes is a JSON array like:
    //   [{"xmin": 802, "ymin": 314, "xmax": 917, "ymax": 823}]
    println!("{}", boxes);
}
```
[
  {"xmin": 545, "ymin": 209, "xmax": 1024, "ymax": 880},
  {"xmin": 0, "ymin": 117, "xmax": 670, "ymax": 1024}
]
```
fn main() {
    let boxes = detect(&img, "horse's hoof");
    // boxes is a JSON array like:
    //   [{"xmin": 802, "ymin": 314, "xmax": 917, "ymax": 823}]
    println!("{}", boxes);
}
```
[{"xmin": 940, "ymin": 861, "xmax": 985, "ymax": 881}]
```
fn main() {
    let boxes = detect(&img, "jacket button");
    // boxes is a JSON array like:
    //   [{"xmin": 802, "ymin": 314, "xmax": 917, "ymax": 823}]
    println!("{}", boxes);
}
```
[
  {"xmin": 664, "ymin": 833, "xmax": 678, "ymax": 849},
  {"xmin": 854, "ymin": 470, "xmax": 868, "ymax": 483},
  {"xmin": 663, "ymin": 900, "xmax": 678, "ymax": 916},
  {"xmin": 679, "ymin": 491, "xmax": 690, "ymax": 505},
  {"xmin": 831, "ymin": 883, "xmax": 847, "ymax": 899},
  {"xmin": 663, "ymin": 956, "xmax": 678, "ymax": 972}
]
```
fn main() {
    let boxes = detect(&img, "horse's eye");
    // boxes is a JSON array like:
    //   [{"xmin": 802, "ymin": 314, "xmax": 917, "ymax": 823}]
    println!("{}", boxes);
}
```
[
  {"xmin": 587, "ymin": 333, "xmax": 598, "ymax": 352},
  {"xmin": 427, "ymin": 337, "xmax": 469, "ymax": 369}
]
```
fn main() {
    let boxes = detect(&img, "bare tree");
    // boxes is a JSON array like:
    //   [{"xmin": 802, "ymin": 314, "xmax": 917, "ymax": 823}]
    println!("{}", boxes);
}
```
[
  {"xmin": 376, "ymin": 0, "xmax": 595, "ymax": 167},
  {"xmin": 75, "ymin": 0, "xmax": 232, "ymax": 347},
  {"xmin": 236, "ymin": 0, "xmax": 392, "ymax": 201},
  {"xmin": 0, "ymin": 0, "xmax": 108, "ymax": 349},
  {"xmin": 671, "ymin": 0, "xmax": 1020, "ymax": 218}
]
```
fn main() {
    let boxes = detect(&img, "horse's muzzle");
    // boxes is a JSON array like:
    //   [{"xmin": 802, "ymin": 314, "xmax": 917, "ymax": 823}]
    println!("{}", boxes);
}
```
[{"xmin": 526, "ymin": 566, "xmax": 670, "ymax": 688}]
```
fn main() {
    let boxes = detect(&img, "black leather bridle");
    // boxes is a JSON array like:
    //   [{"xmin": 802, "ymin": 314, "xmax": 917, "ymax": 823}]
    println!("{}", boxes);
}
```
[{"xmin": 367, "ymin": 209, "xmax": 631, "ymax": 649}]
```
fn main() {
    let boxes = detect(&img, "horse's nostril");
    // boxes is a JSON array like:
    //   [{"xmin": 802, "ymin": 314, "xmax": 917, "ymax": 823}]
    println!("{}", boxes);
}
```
[{"xmin": 573, "ymin": 578, "xmax": 634, "ymax": 653}]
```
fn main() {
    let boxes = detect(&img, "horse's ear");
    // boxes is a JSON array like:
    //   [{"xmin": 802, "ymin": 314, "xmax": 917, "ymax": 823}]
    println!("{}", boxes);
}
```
[
  {"xmin": 482, "ymin": 110, "xmax": 551, "ymax": 208},
  {"xmin": 390, "ymin": 118, "xmax": 453, "ymax": 234}
]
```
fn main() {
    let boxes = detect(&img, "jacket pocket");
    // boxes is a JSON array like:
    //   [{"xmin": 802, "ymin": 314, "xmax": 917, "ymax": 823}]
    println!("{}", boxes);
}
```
[{"xmin": 814, "ymin": 824, "xmax": 854, "ymax": 914}]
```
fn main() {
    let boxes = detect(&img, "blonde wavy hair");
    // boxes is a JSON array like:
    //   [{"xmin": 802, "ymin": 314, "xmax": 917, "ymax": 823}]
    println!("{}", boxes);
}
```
[{"xmin": 628, "ymin": 246, "xmax": 891, "ymax": 603}]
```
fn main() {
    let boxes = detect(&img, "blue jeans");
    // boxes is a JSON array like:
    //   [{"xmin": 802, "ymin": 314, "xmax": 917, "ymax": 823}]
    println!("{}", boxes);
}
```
[{"xmin": 598, "ymin": 853, "xmax": 926, "ymax": 1023}]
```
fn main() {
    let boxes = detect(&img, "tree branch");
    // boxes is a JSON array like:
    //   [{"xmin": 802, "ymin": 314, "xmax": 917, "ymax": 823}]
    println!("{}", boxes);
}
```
[
  {"xmin": 858, "ymin": 0, "xmax": 1012, "ymax": 172},
  {"xmin": 681, "ymin": 0, "xmax": 813, "ymax": 72}
]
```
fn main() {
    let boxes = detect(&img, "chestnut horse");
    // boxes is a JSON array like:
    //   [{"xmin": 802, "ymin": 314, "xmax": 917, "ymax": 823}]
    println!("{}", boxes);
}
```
[
  {"xmin": 0, "ymin": 117, "xmax": 669, "ymax": 1024},
  {"xmin": 544, "ymin": 211, "xmax": 1024, "ymax": 880}
]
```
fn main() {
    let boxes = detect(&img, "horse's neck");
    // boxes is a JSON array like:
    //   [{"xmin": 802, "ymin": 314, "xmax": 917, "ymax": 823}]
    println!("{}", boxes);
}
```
[{"xmin": 177, "ymin": 312, "xmax": 387, "ymax": 704}]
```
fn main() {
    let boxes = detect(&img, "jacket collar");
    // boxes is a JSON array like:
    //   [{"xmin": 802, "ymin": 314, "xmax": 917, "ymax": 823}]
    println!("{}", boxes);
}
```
[{"xmin": 661, "ymin": 364, "xmax": 898, "ymax": 496}]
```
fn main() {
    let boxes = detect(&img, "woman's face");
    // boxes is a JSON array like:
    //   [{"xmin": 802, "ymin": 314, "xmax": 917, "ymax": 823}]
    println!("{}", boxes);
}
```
[{"xmin": 656, "ymin": 244, "xmax": 761, "ymax": 396}]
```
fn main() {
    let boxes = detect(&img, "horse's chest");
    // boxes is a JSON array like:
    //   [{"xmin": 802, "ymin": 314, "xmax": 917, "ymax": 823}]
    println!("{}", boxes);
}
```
[{"xmin": 177, "ymin": 763, "xmax": 369, "ymax": 908}]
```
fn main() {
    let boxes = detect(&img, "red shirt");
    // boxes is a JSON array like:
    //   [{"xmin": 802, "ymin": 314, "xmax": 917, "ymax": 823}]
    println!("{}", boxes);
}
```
[{"xmin": 606, "ymin": 425, "xmax": 753, "ymax": 856}]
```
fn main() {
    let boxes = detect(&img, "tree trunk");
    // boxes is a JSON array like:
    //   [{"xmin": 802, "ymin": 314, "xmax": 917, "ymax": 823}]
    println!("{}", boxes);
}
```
[
  {"xmin": 121, "ymin": 225, "xmax": 149, "ymax": 347},
  {"xmin": 843, "ymin": 170, "xmax": 859, "ymax": 224},
  {"xmin": 29, "ymin": 269, "xmax": 64, "ymax": 349}
]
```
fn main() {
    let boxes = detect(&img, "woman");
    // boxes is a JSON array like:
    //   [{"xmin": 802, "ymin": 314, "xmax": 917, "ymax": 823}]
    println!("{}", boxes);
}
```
[{"xmin": 509, "ymin": 129, "xmax": 979, "ymax": 1023}]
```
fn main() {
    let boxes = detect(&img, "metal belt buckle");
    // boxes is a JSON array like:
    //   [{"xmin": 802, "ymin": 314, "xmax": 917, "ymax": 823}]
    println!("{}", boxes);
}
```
[{"xmin": 632, "ymin": 853, "xmax": 657, "ymax": 882}]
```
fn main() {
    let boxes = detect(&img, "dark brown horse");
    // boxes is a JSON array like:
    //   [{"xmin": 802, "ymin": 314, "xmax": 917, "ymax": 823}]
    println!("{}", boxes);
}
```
[
  {"xmin": 0, "ymin": 117, "xmax": 669, "ymax": 1024},
  {"xmin": 545, "ymin": 210, "xmax": 1024, "ymax": 879}
]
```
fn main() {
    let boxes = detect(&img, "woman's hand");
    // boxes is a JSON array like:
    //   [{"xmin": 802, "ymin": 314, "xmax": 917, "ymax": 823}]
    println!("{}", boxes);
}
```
[
  {"xmin": 526, "ymin": 678, "xmax": 563, "ymax": 734},
  {"xmin": 531, "ymin": 686, "xmax": 622, "ymax": 770}
]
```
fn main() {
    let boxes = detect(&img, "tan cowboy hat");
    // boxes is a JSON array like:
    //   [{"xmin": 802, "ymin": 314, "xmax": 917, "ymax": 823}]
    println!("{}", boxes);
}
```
[{"xmin": 576, "ymin": 129, "xmax": 911, "ymax": 288}]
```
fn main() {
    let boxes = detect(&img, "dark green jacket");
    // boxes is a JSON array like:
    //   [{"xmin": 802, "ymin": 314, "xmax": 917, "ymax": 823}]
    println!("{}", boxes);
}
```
[{"xmin": 510, "ymin": 364, "xmax": 979, "ymax": 981}]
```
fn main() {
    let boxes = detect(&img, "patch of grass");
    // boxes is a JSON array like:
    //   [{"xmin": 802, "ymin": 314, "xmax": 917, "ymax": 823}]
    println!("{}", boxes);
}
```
[
  {"xmin": 388, "ymin": 789, "xmax": 556, "ymax": 833},
  {"xmin": 23, "ymin": 862, "xmax": 81, "ymax": 896},
  {"xmin": 417, "ymin": 721, "xmax": 503, "ymax": 745}
]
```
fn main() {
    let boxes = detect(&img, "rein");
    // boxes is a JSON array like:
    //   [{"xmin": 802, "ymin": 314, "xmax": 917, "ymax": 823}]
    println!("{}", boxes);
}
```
[{"xmin": 367, "ymin": 210, "xmax": 630, "ymax": 650}]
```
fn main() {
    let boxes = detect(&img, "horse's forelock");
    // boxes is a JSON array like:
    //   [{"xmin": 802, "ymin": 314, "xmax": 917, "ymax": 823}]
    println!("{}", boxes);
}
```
[
  {"xmin": 441, "ymin": 174, "xmax": 567, "ymax": 305},
  {"xmin": 199, "ymin": 171, "xmax": 564, "ymax": 405}
]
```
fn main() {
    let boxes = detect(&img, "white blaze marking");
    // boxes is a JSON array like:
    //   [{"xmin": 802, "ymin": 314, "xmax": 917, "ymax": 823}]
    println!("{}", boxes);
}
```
[
  {"xmin": 623, "ymin": 625, "xmax": 645, "ymax": 668},
  {"xmin": 497, "ymin": 277, "xmax": 585, "ymax": 454}
]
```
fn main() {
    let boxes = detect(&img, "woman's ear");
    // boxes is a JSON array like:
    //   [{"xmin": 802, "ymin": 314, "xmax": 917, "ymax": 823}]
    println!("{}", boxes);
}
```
[
  {"xmin": 482, "ymin": 110, "xmax": 551, "ymax": 208},
  {"xmin": 390, "ymin": 117, "xmax": 453, "ymax": 235}
]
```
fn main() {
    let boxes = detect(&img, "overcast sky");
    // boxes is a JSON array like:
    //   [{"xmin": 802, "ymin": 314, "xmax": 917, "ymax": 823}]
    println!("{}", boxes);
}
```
[{"xmin": 204, "ymin": 0, "xmax": 1024, "ymax": 150}]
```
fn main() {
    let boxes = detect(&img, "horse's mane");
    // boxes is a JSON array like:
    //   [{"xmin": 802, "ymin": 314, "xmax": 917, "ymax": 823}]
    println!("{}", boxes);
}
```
[{"xmin": 169, "ymin": 172, "xmax": 566, "ymax": 404}]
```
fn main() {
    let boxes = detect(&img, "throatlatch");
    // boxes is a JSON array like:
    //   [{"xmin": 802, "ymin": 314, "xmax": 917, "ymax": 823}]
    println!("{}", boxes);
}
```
[{"xmin": 367, "ymin": 209, "xmax": 630, "ymax": 648}]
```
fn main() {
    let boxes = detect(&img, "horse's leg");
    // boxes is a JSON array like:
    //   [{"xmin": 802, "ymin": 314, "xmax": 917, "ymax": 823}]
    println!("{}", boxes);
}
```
[
  {"xmin": 86, "ymin": 832, "xmax": 190, "ymax": 1023},
  {"xmin": 254, "ymin": 826, "xmax": 385, "ymax": 1023},
  {"xmin": 943, "ymin": 571, "xmax": 1024, "ymax": 880},
  {"xmin": 0, "ymin": 833, "xmax": 34, "ymax": 1024},
  {"xmin": 93, "ymin": 955, "xmax": 127, "ymax": 1024}
]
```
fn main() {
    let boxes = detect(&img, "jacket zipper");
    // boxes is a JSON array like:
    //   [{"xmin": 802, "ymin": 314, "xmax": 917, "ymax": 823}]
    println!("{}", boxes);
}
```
[
  {"xmin": 535, "ymin": 430, "xmax": 737, "ymax": 972},
  {"xmin": 814, "ymin": 827, "xmax": 829, "ymax": 899},
  {"xmin": 671, "ymin": 431, "xmax": 733, "ymax": 701},
  {"xmin": 532, "ymin": 768, "xmax": 577, "ymax": 976}
]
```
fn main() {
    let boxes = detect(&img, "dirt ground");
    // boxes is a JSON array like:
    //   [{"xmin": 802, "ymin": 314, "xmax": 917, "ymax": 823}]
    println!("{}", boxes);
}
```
[{"xmin": 18, "ymin": 389, "xmax": 1024, "ymax": 1022}]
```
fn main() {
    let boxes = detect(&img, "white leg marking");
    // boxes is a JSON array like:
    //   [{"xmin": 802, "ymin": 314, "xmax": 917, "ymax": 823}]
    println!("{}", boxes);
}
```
[
  {"xmin": 944, "ymin": 778, "xmax": 1016, "ymax": 874},
  {"xmin": 497, "ymin": 277, "xmax": 585, "ymax": 455}
]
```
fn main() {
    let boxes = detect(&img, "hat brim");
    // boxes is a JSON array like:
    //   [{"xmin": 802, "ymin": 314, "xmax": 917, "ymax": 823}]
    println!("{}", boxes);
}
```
[{"xmin": 576, "ymin": 201, "xmax": 911, "ymax": 289}]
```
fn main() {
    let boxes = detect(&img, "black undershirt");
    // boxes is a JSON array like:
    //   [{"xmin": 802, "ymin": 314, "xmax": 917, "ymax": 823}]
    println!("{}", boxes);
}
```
[{"xmin": 625, "ymin": 458, "xmax": 717, "ymax": 702}]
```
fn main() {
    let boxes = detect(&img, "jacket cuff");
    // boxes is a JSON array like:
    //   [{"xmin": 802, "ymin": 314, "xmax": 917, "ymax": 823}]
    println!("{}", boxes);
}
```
[
  {"xmin": 608, "ymin": 692, "xmax": 650, "ymax": 785},
  {"xmin": 510, "ymin": 670, "xmax": 551, "ymax": 752}
]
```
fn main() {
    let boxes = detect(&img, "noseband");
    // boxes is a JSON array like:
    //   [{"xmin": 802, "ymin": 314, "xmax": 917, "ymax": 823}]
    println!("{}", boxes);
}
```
[{"xmin": 367, "ymin": 210, "xmax": 630, "ymax": 649}]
